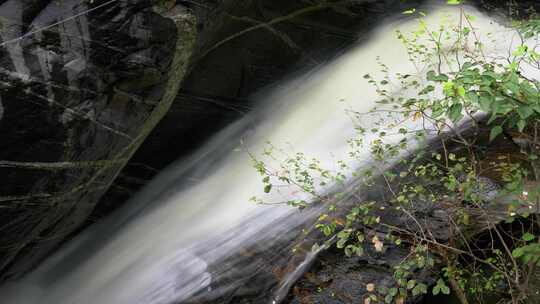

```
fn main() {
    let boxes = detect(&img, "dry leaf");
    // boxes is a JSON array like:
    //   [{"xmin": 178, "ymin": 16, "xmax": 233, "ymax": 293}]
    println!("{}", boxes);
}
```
[
  {"xmin": 372, "ymin": 235, "xmax": 384, "ymax": 252},
  {"xmin": 366, "ymin": 283, "xmax": 375, "ymax": 292}
]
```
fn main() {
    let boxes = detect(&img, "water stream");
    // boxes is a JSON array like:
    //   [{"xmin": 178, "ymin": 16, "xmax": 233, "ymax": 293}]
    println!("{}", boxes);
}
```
[{"xmin": 0, "ymin": 5, "xmax": 526, "ymax": 304}]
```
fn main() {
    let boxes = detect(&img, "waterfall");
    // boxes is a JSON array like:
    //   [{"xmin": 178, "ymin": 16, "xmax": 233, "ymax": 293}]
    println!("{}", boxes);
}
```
[{"xmin": 1, "ymin": 5, "xmax": 527, "ymax": 304}]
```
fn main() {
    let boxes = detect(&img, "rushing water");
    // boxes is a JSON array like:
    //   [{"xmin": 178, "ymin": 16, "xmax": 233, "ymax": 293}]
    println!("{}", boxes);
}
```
[{"xmin": 0, "ymin": 5, "xmax": 531, "ymax": 304}]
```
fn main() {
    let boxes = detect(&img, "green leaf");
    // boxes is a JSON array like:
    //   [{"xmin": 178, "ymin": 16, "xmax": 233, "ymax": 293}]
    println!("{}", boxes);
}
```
[
  {"xmin": 492, "ymin": 99, "xmax": 513, "ymax": 114},
  {"xmin": 436, "ymin": 74, "xmax": 449, "ymax": 82},
  {"xmin": 345, "ymin": 244, "xmax": 356, "ymax": 257},
  {"xmin": 461, "ymin": 61, "xmax": 474, "ymax": 70},
  {"xmin": 448, "ymin": 104, "xmax": 463, "ymax": 122},
  {"xmin": 355, "ymin": 246, "xmax": 364, "ymax": 257},
  {"xmin": 466, "ymin": 92, "xmax": 478, "ymax": 104},
  {"xmin": 456, "ymin": 86, "xmax": 466, "ymax": 98},
  {"xmin": 322, "ymin": 225, "xmax": 332, "ymax": 236},
  {"xmin": 443, "ymin": 81, "xmax": 455, "ymax": 96},
  {"xmin": 466, "ymin": 14, "xmax": 476, "ymax": 21},
  {"xmin": 512, "ymin": 247, "xmax": 525, "ymax": 258},
  {"xmin": 412, "ymin": 283, "xmax": 427, "ymax": 296},
  {"xmin": 447, "ymin": 0, "xmax": 461, "ymax": 5},
  {"xmin": 513, "ymin": 45, "xmax": 528, "ymax": 57},
  {"xmin": 517, "ymin": 119, "xmax": 526, "ymax": 132},
  {"xmin": 478, "ymin": 95, "xmax": 492, "ymax": 112},
  {"xmin": 427, "ymin": 71, "xmax": 449, "ymax": 82},
  {"xmin": 433, "ymin": 279, "xmax": 449, "ymax": 296},
  {"xmin": 419, "ymin": 85, "xmax": 435, "ymax": 95},
  {"xmin": 264, "ymin": 184, "xmax": 272, "ymax": 193},
  {"xmin": 489, "ymin": 126, "xmax": 503, "ymax": 141},
  {"xmin": 505, "ymin": 78, "xmax": 521, "ymax": 94},
  {"xmin": 441, "ymin": 285, "xmax": 451, "ymax": 295},
  {"xmin": 427, "ymin": 70, "xmax": 436, "ymax": 81},
  {"xmin": 522, "ymin": 233, "xmax": 536, "ymax": 242},
  {"xmin": 517, "ymin": 106, "xmax": 534, "ymax": 119},
  {"xmin": 509, "ymin": 61, "xmax": 519, "ymax": 71}
]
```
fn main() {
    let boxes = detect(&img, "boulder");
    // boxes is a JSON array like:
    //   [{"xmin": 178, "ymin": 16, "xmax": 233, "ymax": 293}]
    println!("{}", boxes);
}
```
[{"xmin": 0, "ymin": 0, "xmax": 196, "ymax": 280}]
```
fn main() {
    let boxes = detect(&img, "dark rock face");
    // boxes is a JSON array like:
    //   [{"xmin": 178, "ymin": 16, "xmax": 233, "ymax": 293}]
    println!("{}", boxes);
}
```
[{"xmin": 0, "ymin": 0, "xmax": 196, "ymax": 280}]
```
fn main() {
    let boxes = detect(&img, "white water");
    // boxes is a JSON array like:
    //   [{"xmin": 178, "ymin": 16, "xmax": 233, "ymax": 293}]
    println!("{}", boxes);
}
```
[{"xmin": 1, "ymin": 5, "xmax": 531, "ymax": 304}]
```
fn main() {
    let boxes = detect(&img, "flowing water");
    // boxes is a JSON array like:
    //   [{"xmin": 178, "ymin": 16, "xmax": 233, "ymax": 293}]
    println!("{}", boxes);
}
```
[{"xmin": 0, "ymin": 5, "xmax": 531, "ymax": 304}]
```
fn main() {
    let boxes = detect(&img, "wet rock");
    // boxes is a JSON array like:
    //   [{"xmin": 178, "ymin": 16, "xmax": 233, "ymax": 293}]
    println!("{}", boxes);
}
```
[
  {"xmin": 282, "ymin": 199, "xmax": 445, "ymax": 304},
  {"xmin": 284, "ymin": 129, "xmax": 540, "ymax": 304},
  {"xmin": 526, "ymin": 266, "xmax": 540, "ymax": 304},
  {"xmin": 0, "ymin": 0, "xmax": 196, "ymax": 280},
  {"xmin": 286, "ymin": 247, "xmax": 433, "ymax": 304}
]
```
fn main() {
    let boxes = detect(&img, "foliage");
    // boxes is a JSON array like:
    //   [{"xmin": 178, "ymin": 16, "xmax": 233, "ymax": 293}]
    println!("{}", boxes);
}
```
[
  {"xmin": 248, "ymin": 2, "xmax": 540, "ymax": 304},
  {"xmin": 513, "ymin": 233, "xmax": 540, "ymax": 266}
]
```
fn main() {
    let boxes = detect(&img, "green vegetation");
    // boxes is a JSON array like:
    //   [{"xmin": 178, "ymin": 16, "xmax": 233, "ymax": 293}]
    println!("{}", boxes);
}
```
[{"xmin": 250, "ymin": 1, "xmax": 540, "ymax": 304}]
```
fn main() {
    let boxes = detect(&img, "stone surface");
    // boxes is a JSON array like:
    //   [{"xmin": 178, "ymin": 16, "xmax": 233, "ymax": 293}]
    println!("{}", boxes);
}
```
[
  {"xmin": 0, "ymin": 0, "xmax": 196, "ymax": 280},
  {"xmin": 284, "ymin": 124, "xmax": 540, "ymax": 304},
  {"xmin": 285, "ymin": 247, "xmax": 433, "ymax": 304}
]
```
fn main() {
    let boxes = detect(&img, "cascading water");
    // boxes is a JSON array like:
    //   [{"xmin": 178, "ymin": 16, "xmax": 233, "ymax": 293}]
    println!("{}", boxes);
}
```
[{"xmin": 0, "ymin": 4, "xmax": 531, "ymax": 304}]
